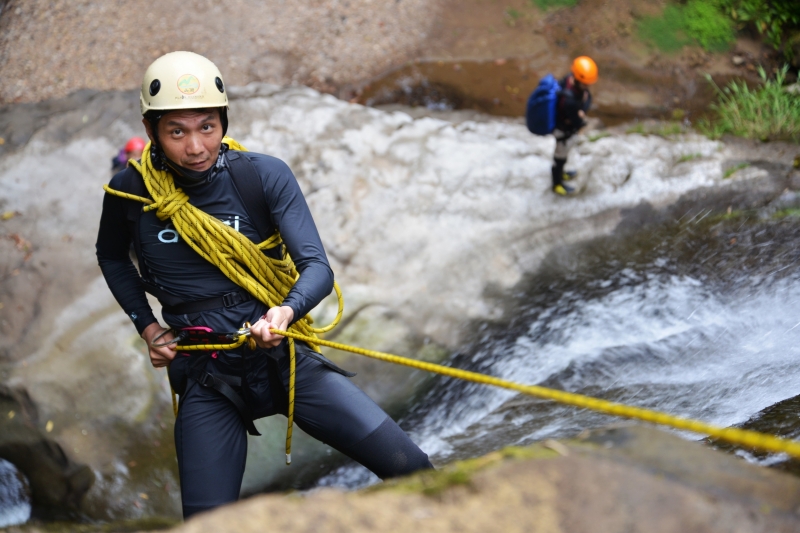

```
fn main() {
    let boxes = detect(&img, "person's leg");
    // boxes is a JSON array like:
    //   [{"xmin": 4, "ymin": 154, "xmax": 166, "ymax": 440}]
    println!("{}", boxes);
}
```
[
  {"xmin": 174, "ymin": 380, "xmax": 248, "ymax": 519},
  {"xmin": 552, "ymin": 130, "xmax": 575, "ymax": 195},
  {"xmin": 285, "ymin": 353, "xmax": 433, "ymax": 479},
  {"xmin": 552, "ymin": 157, "xmax": 567, "ymax": 187}
]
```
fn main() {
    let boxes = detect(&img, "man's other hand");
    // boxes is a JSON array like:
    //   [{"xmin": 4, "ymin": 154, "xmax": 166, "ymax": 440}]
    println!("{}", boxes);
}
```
[
  {"xmin": 142, "ymin": 322, "xmax": 177, "ymax": 368},
  {"xmin": 250, "ymin": 306, "xmax": 295, "ymax": 348}
]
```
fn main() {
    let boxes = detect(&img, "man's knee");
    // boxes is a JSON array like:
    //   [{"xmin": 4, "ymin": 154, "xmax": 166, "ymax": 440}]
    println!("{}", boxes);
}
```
[{"xmin": 344, "ymin": 417, "xmax": 433, "ymax": 479}]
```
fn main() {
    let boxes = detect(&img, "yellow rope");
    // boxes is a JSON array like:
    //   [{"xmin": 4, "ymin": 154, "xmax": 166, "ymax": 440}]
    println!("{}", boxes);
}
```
[
  {"xmin": 269, "ymin": 328, "xmax": 800, "ymax": 460},
  {"xmin": 104, "ymin": 138, "xmax": 343, "ymax": 464}
]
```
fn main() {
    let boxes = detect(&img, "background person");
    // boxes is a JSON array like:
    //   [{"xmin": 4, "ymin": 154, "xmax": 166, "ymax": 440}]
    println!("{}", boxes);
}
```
[
  {"xmin": 111, "ymin": 136, "xmax": 146, "ymax": 173},
  {"xmin": 552, "ymin": 56, "xmax": 598, "ymax": 196}
]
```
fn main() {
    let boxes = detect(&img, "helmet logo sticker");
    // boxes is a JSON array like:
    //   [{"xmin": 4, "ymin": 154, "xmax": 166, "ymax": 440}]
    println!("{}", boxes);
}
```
[{"xmin": 177, "ymin": 74, "xmax": 200, "ymax": 95}]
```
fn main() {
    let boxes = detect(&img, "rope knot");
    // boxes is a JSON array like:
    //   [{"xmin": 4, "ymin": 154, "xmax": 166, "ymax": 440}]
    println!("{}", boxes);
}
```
[{"xmin": 148, "ymin": 189, "xmax": 190, "ymax": 220}]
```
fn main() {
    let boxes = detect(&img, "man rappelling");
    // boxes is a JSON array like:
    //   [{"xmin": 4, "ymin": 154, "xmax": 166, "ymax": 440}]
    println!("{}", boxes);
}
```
[{"xmin": 95, "ymin": 51, "xmax": 432, "ymax": 519}]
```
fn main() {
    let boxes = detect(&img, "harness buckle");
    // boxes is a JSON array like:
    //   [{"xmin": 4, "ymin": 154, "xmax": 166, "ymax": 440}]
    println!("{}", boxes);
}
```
[
  {"xmin": 222, "ymin": 291, "xmax": 240, "ymax": 307},
  {"xmin": 197, "ymin": 372, "xmax": 216, "ymax": 388}
]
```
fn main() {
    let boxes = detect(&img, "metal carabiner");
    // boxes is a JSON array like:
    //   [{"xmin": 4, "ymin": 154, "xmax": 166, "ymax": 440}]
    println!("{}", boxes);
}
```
[
  {"xmin": 150, "ymin": 328, "xmax": 182, "ymax": 348},
  {"xmin": 239, "ymin": 322, "xmax": 257, "ymax": 350}
]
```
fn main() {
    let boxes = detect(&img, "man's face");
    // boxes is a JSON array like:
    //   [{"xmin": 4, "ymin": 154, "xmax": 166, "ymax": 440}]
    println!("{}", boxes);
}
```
[{"xmin": 143, "ymin": 109, "xmax": 223, "ymax": 172}]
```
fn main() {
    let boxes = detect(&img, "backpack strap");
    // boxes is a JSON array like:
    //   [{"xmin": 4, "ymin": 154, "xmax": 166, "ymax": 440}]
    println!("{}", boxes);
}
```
[
  {"xmin": 226, "ymin": 151, "xmax": 285, "ymax": 261},
  {"xmin": 226, "ymin": 151, "xmax": 270, "ymax": 241}
]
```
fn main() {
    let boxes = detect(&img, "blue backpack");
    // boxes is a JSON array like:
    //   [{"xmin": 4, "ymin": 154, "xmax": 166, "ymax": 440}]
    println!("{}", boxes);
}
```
[{"xmin": 525, "ymin": 74, "xmax": 561, "ymax": 135}]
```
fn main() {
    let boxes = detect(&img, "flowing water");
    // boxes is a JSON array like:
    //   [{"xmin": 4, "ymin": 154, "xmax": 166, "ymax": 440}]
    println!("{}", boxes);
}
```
[
  {"xmin": 0, "ymin": 459, "xmax": 31, "ymax": 528},
  {"xmin": 318, "ymin": 197, "xmax": 800, "ymax": 489}
]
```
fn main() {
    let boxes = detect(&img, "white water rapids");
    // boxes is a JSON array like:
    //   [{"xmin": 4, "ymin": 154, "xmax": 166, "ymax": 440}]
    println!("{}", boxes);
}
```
[{"xmin": 318, "ymin": 217, "xmax": 800, "ymax": 489}]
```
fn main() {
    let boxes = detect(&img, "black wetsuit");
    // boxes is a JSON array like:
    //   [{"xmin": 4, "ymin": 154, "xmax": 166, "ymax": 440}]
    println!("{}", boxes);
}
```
[
  {"xmin": 552, "ymin": 75, "xmax": 592, "ymax": 187},
  {"xmin": 96, "ymin": 149, "xmax": 432, "ymax": 518}
]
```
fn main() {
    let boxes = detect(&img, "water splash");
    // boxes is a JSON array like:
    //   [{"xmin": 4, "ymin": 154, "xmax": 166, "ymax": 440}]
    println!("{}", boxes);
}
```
[{"xmin": 0, "ymin": 459, "xmax": 31, "ymax": 528}]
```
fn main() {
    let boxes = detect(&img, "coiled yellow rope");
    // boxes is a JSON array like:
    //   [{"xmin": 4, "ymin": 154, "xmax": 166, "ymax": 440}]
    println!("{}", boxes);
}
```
[
  {"xmin": 105, "ymin": 139, "xmax": 800, "ymax": 463},
  {"xmin": 103, "ymin": 138, "xmax": 343, "ymax": 464}
]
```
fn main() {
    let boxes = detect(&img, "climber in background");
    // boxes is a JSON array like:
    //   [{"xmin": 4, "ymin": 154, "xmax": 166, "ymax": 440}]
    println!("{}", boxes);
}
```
[
  {"xmin": 525, "ymin": 56, "xmax": 598, "ymax": 196},
  {"xmin": 111, "ymin": 136, "xmax": 146, "ymax": 174}
]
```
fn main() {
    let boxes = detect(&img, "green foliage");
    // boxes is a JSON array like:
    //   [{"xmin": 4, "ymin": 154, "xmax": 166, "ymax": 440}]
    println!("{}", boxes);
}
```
[
  {"xmin": 625, "ymin": 120, "xmax": 687, "ymax": 137},
  {"xmin": 374, "ymin": 445, "xmax": 558, "ymax": 497},
  {"xmin": 677, "ymin": 152, "xmax": 703, "ymax": 163},
  {"xmin": 638, "ymin": 1, "xmax": 734, "ymax": 53},
  {"xmin": 719, "ymin": 0, "xmax": 800, "ymax": 52},
  {"xmin": 637, "ymin": 4, "xmax": 692, "ymax": 52},
  {"xmin": 528, "ymin": 0, "xmax": 578, "ymax": 10},
  {"xmin": 684, "ymin": 0, "xmax": 736, "ymax": 51},
  {"xmin": 773, "ymin": 207, "xmax": 800, "ymax": 218},
  {"xmin": 723, "ymin": 162, "xmax": 750, "ymax": 177},
  {"xmin": 588, "ymin": 132, "xmax": 611, "ymax": 142},
  {"xmin": 626, "ymin": 122, "xmax": 647, "ymax": 135},
  {"xmin": 698, "ymin": 65, "xmax": 800, "ymax": 141}
]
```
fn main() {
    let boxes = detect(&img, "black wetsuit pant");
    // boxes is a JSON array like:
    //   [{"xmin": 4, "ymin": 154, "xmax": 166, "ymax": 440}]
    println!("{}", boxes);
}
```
[{"xmin": 172, "ymin": 350, "xmax": 433, "ymax": 519}]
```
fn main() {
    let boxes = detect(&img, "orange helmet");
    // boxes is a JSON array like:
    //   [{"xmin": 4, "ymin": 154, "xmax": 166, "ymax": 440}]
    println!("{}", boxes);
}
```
[
  {"xmin": 571, "ymin": 56, "xmax": 598, "ymax": 85},
  {"xmin": 124, "ymin": 137, "xmax": 146, "ymax": 153}
]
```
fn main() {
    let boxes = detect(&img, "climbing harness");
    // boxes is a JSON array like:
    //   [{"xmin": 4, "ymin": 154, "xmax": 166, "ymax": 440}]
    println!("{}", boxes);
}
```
[
  {"xmin": 151, "ymin": 324, "xmax": 257, "ymax": 351},
  {"xmin": 105, "ymin": 138, "xmax": 800, "ymax": 464}
]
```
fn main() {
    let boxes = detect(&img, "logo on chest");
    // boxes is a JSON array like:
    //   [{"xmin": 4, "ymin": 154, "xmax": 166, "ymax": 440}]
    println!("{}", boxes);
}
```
[
  {"xmin": 155, "ymin": 216, "xmax": 241, "ymax": 244},
  {"xmin": 158, "ymin": 223, "xmax": 179, "ymax": 243}
]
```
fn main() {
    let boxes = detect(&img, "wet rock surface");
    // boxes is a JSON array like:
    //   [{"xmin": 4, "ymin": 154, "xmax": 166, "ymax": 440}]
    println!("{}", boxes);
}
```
[
  {"xmin": 0, "ymin": 385, "xmax": 93, "ymax": 521},
  {"xmin": 166, "ymin": 425, "xmax": 800, "ymax": 533}
]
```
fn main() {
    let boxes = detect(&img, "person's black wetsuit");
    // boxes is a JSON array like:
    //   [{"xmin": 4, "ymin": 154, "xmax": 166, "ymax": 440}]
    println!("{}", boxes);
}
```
[
  {"xmin": 96, "ymin": 148, "xmax": 432, "ymax": 518},
  {"xmin": 551, "ymin": 75, "xmax": 592, "ymax": 188}
]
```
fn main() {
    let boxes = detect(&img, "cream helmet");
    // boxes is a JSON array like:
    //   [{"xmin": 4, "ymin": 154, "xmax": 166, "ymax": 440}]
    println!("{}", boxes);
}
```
[
  {"xmin": 139, "ymin": 51, "xmax": 229, "ymax": 171},
  {"xmin": 140, "ymin": 51, "xmax": 228, "ymax": 115}
]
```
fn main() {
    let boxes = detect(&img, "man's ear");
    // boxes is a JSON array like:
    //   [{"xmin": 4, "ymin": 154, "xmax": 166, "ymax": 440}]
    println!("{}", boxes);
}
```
[{"xmin": 142, "ymin": 118, "xmax": 155, "ymax": 143}]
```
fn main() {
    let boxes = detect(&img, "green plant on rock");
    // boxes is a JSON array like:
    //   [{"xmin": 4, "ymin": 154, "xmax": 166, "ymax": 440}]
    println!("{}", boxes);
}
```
[
  {"xmin": 528, "ymin": 0, "xmax": 578, "ymax": 10},
  {"xmin": 588, "ymin": 132, "xmax": 611, "ymax": 142},
  {"xmin": 684, "ymin": 0, "xmax": 736, "ymax": 51},
  {"xmin": 637, "ymin": 4, "xmax": 692, "ymax": 52},
  {"xmin": 637, "ymin": 0, "xmax": 735, "ymax": 53},
  {"xmin": 677, "ymin": 152, "xmax": 703, "ymax": 163},
  {"xmin": 699, "ymin": 65, "xmax": 800, "ymax": 141},
  {"xmin": 625, "ymin": 121, "xmax": 686, "ymax": 137},
  {"xmin": 718, "ymin": 0, "xmax": 800, "ymax": 56},
  {"xmin": 724, "ymin": 162, "xmax": 750, "ymax": 177}
]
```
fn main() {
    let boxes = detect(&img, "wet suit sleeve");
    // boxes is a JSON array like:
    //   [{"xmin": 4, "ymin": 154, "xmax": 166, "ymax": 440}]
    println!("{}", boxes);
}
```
[
  {"xmin": 95, "ymin": 172, "xmax": 158, "ymax": 335},
  {"xmin": 253, "ymin": 155, "xmax": 334, "ymax": 322}
]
